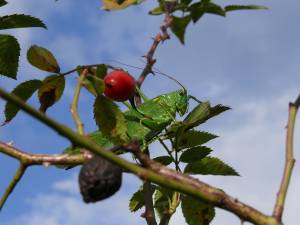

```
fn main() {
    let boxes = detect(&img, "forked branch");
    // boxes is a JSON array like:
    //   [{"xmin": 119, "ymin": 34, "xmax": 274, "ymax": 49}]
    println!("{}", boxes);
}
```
[{"xmin": 0, "ymin": 87, "xmax": 284, "ymax": 225}]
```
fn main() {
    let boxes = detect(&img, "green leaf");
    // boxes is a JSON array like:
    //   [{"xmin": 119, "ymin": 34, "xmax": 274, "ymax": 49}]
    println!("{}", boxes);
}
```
[
  {"xmin": 170, "ymin": 15, "xmax": 191, "ymax": 44},
  {"xmin": 0, "ymin": 0, "xmax": 7, "ymax": 7},
  {"xmin": 153, "ymin": 156, "xmax": 173, "ymax": 166},
  {"xmin": 182, "ymin": 196, "xmax": 215, "ymax": 225},
  {"xmin": 0, "ymin": 14, "xmax": 46, "ymax": 30},
  {"xmin": 0, "ymin": 34, "xmax": 20, "ymax": 79},
  {"xmin": 149, "ymin": 6, "xmax": 164, "ymax": 15},
  {"xmin": 205, "ymin": 2, "xmax": 225, "ymax": 17},
  {"xmin": 129, "ymin": 185, "xmax": 156, "ymax": 212},
  {"xmin": 38, "ymin": 75, "xmax": 65, "ymax": 112},
  {"xmin": 184, "ymin": 156, "xmax": 239, "ymax": 176},
  {"xmin": 209, "ymin": 104, "xmax": 231, "ymax": 119},
  {"xmin": 184, "ymin": 103, "xmax": 230, "ymax": 129},
  {"xmin": 3, "ymin": 80, "xmax": 42, "ymax": 125},
  {"xmin": 86, "ymin": 75, "xmax": 105, "ymax": 96},
  {"xmin": 189, "ymin": 1, "xmax": 225, "ymax": 23},
  {"xmin": 184, "ymin": 102, "xmax": 210, "ymax": 126},
  {"xmin": 179, "ymin": 146, "xmax": 212, "ymax": 163},
  {"xmin": 94, "ymin": 95, "xmax": 129, "ymax": 144},
  {"xmin": 96, "ymin": 64, "xmax": 108, "ymax": 79},
  {"xmin": 129, "ymin": 188, "xmax": 145, "ymax": 212},
  {"xmin": 154, "ymin": 187, "xmax": 174, "ymax": 219},
  {"xmin": 27, "ymin": 45, "xmax": 60, "ymax": 73},
  {"xmin": 63, "ymin": 131, "xmax": 114, "ymax": 155},
  {"xmin": 177, "ymin": 130, "xmax": 217, "ymax": 150},
  {"xmin": 225, "ymin": 5, "xmax": 268, "ymax": 13}
]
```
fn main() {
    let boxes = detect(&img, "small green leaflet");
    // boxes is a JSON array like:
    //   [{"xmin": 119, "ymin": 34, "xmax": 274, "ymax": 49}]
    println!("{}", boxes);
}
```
[
  {"xmin": 38, "ymin": 75, "xmax": 65, "ymax": 113},
  {"xmin": 177, "ymin": 130, "xmax": 218, "ymax": 150},
  {"xmin": 94, "ymin": 95, "xmax": 129, "ymax": 144},
  {"xmin": 0, "ymin": 14, "xmax": 46, "ymax": 30},
  {"xmin": 0, "ymin": 34, "xmax": 20, "ymax": 79},
  {"xmin": 184, "ymin": 102, "xmax": 230, "ymax": 129},
  {"xmin": 225, "ymin": 5, "xmax": 268, "ymax": 13},
  {"xmin": 129, "ymin": 184, "xmax": 156, "ymax": 212},
  {"xmin": 3, "ymin": 79, "xmax": 42, "ymax": 125},
  {"xmin": 63, "ymin": 131, "xmax": 114, "ymax": 155},
  {"xmin": 179, "ymin": 146, "xmax": 212, "ymax": 163},
  {"xmin": 27, "ymin": 45, "xmax": 60, "ymax": 73},
  {"xmin": 153, "ymin": 156, "xmax": 173, "ymax": 166},
  {"xmin": 184, "ymin": 156, "xmax": 239, "ymax": 176},
  {"xmin": 181, "ymin": 196, "xmax": 215, "ymax": 225},
  {"xmin": 170, "ymin": 15, "xmax": 191, "ymax": 44},
  {"xmin": 154, "ymin": 187, "xmax": 174, "ymax": 219}
]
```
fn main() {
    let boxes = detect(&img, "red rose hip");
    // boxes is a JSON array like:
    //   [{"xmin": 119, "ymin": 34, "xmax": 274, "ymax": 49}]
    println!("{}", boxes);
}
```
[{"xmin": 103, "ymin": 70, "xmax": 136, "ymax": 101}]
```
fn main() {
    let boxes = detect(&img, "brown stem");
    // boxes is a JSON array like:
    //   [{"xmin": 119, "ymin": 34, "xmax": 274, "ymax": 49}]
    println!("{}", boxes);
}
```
[
  {"xmin": 135, "ymin": 13, "xmax": 173, "ymax": 105},
  {"xmin": 273, "ymin": 96, "xmax": 299, "ymax": 221}
]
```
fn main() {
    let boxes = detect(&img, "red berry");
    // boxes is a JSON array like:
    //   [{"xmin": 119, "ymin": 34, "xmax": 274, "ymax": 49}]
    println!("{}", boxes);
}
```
[{"xmin": 103, "ymin": 70, "xmax": 136, "ymax": 101}]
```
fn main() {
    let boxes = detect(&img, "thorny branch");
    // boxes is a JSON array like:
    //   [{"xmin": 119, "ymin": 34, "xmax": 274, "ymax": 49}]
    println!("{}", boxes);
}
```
[
  {"xmin": 0, "ymin": 141, "xmax": 92, "ymax": 210},
  {"xmin": 0, "ymin": 87, "xmax": 285, "ymax": 225}
]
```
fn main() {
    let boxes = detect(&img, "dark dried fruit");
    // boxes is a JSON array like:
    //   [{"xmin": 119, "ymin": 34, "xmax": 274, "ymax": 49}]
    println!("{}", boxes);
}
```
[{"xmin": 78, "ymin": 155, "xmax": 122, "ymax": 203}]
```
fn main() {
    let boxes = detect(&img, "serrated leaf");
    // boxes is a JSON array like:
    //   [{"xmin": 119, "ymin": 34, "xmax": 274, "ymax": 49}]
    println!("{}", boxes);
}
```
[
  {"xmin": 149, "ymin": 6, "xmax": 164, "ymax": 15},
  {"xmin": 0, "ymin": 0, "xmax": 7, "ymax": 7},
  {"xmin": 225, "ymin": 5, "xmax": 268, "ymax": 13},
  {"xmin": 153, "ymin": 156, "xmax": 173, "ymax": 166},
  {"xmin": 184, "ymin": 101, "xmax": 210, "ymax": 126},
  {"xmin": 3, "ymin": 79, "xmax": 42, "ymax": 125},
  {"xmin": 182, "ymin": 196, "xmax": 215, "ymax": 225},
  {"xmin": 129, "ymin": 184, "xmax": 156, "ymax": 212},
  {"xmin": 179, "ymin": 146, "xmax": 212, "ymax": 163},
  {"xmin": 96, "ymin": 64, "xmax": 108, "ymax": 79},
  {"xmin": 38, "ymin": 75, "xmax": 65, "ymax": 112},
  {"xmin": 0, "ymin": 14, "xmax": 46, "ymax": 30},
  {"xmin": 86, "ymin": 75, "xmax": 105, "ymax": 96},
  {"xmin": 184, "ymin": 156, "xmax": 239, "ymax": 176},
  {"xmin": 27, "ymin": 45, "xmax": 60, "ymax": 73},
  {"xmin": 177, "ymin": 130, "xmax": 217, "ymax": 150},
  {"xmin": 102, "ymin": 0, "xmax": 142, "ymax": 11},
  {"xmin": 170, "ymin": 15, "xmax": 191, "ymax": 44},
  {"xmin": 0, "ymin": 34, "xmax": 20, "ymax": 79},
  {"xmin": 94, "ymin": 95, "xmax": 129, "ymax": 144}
]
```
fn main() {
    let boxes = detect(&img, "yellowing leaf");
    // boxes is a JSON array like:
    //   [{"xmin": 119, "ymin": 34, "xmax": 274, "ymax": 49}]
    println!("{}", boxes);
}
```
[{"xmin": 101, "ymin": 0, "xmax": 140, "ymax": 11}]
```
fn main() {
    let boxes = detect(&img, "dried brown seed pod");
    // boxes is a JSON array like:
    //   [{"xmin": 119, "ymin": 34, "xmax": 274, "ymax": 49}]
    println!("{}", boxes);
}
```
[{"xmin": 78, "ymin": 155, "xmax": 122, "ymax": 203}]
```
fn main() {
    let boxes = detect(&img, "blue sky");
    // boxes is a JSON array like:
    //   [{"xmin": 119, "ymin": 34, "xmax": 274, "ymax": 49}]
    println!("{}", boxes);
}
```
[{"xmin": 0, "ymin": 0, "xmax": 300, "ymax": 224}]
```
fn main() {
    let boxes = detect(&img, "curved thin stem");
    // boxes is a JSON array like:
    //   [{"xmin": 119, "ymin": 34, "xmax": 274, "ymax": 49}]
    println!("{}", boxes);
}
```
[
  {"xmin": 273, "ymin": 96, "xmax": 299, "ymax": 221},
  {"xmin": 70, "ymin": 69, "xmax": 87, "ymax": 135},
  {"xmin": 0, "ymin": 163, "xmax": 27, "ymax": 211}
]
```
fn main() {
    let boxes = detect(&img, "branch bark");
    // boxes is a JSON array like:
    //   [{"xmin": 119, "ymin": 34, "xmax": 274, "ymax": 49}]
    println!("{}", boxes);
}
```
[{"xmin": 0, "ymin": 87, "xmax": 284, "ymax": 225}]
